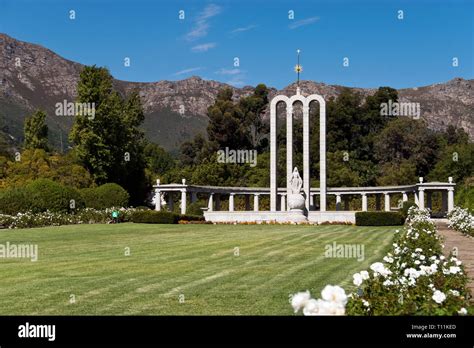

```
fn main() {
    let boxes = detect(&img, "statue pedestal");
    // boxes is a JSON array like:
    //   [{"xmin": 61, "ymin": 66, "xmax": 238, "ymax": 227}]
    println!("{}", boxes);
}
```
[{"xmin": 286, "ymin": 209, "xmax": 308, "ymax": 223}]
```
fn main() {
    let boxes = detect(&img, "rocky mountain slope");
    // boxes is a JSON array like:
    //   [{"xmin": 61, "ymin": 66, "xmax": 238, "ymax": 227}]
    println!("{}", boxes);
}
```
[{"xmin": 1, "ymin": 33, "xmax": 472, "ymax": 153}]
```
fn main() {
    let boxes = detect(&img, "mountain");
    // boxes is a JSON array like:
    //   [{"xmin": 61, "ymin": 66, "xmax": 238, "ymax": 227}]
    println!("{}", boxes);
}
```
[{"xmin": 1, "ymin": 33, "xmax": 473, "ymax": 154}]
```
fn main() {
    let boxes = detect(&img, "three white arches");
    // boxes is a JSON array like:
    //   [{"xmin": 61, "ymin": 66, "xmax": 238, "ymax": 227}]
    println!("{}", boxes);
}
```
[{"xmin": 269, "ymin": 88, "xmax": 327, "ymax": 212}]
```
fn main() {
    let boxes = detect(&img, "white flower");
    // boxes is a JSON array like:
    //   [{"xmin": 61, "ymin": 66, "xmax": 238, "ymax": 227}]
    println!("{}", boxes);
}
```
[
  {"xmin": 302, "ymin": 299, "xmax": 320, "ymax": 316},
  {"xmin": 449, "ymin": 266, "xmax": 461, "ymax": 274},
  {"xmin": 317, "ymin": 300, "xmax": 345, "ymax": 315},
  {"xmin": 432, "ymin": 290, "xmax": 446, "ymax": 304},
  {"xmin": 360, "ymin": 271, "xmax": 369, "ymax": 280},
  {"xmin": 362, "ymin": 299, "xmax": 370, "ymax": 308},
  {"xmin": 419, "ymin": 255, "xmax": 425, "ymax": 260},
  {"xmin": 414, "ymin": 260, "xmax": 421, "ymax": 265},
  {"xmin": 321, "ymin": 285, "xmax": 347, "ymax": 306},
  {"xmin": 370, "ymin": 262, "xmax": 391, "ymax": 277},
  {"xmin": 353, "ymin": 273, "xmax": 363, "ymax": 287},
  {"xmin": 290, "ymin": 291, "xmax": 311, "ymax": 312},
  {"xmin": 458, "ymin": 308, "xmax": 467, "ymax": 315},
  {"xmin": 449, "ymin": 290, "xmax": 460, "ymax": 297},
  {"xmin": 383, "ymin": 256, "xmax": 394, "ymax": 263},
  {"xmin": 383, "ymin": 279, "xmax": 393, "ymax": 286}
]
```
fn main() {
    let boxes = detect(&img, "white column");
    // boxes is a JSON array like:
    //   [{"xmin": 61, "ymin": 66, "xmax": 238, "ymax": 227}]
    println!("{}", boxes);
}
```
[
  {"xmin": 402, "ymin": 192, "xmax": 408, "ymax": 202},
  {"xmin": 319, "ymin": 98, "xmax": 327, "ymax": 212},
  {"xmin": 336, "ymin": 194, "xmax": 342, "ymax": 211},
  {"xmin": 208, "ymin": 193, "xmax": 214, "ymax": 212},
  {"xmin": 280, "ymin": 194, "xmax": 286, "ymax": 211},
  {"xmin": 155, "ymin": 189, "xmax": 161, "ymax": 211},
  {"xmin": 418, "ymin": 189, "xmax": 425, "ymax": 209},
  {"xmin": 270, "ymin": 101, "xmax": 278, "ymax": 212},
  {"xmin": 447, "ymin": 188, "xmax": 454, "ymax": 212},
  {"xmin": 286, "ymin": 105, "xmax": 293, "ymax": 205},
  {"xmin": 303, "ymin": 104, "xmax": 310, "ymax": 211},
  {"xmin": 414, "ymin": 192, "xmax": 419, "ymax": 206},
  {"xmin": 384, "ymin": 193, "xmax": 391, "ymax": 212},
  {"xmin": 180, "ymin": 189, "xmax": 186, "ymax": 215},
  {"xmin": 229, "ymin": 193, "xmax": 235, "ymax": 212},
  {"xmin": 254, "ymin": 194, "xmax": 260, "ymax": 212},
  {"xmin": 362, "ymin": 193, "xmax": 368, "ymax": 212}
]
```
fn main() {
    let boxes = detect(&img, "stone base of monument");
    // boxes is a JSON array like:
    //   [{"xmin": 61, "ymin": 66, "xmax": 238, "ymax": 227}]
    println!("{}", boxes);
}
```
[{"xmin": 203, "ymin": 211, "xmax": 356, "ymax": 224}]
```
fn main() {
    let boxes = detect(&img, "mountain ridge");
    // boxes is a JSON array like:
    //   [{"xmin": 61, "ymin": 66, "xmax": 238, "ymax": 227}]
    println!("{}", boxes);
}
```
[{"xmin": 1, "ymin": 32, "xmax": 472, "ymax": 152}]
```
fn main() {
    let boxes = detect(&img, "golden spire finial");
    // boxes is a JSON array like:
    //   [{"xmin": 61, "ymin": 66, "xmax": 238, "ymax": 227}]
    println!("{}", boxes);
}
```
[{"xmin": 294, "ymin": 49, "xmax": 303, "ymax": 87}]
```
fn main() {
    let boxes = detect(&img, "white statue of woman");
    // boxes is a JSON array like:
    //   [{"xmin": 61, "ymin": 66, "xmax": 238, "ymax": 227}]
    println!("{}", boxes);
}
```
[{"xmin": 289, "ymin": 167, "xmax": 303, "ymax": 194}]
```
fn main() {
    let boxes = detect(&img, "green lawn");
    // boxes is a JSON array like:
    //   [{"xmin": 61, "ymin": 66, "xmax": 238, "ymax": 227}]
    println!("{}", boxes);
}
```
[{"xmin": 0, "ymin": 223, "xmax": 396, "ymax": 315}]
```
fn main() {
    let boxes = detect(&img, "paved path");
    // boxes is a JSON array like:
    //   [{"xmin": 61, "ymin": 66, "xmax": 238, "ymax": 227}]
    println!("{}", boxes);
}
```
[{"xmin": 435, "ymin": 220, "xmax": 474, "ymax": 299}]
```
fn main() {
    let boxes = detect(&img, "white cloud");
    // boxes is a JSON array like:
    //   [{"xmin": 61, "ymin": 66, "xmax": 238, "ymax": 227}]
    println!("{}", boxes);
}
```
[
  {"xmin": 185, "ymin": 4, "xmax": 222, "ymax": 41},
  {"xmin": 230, "ymin": 25, "xmax": 256, "ymax": 34},
  {"xmin": 191, "ymin": 42, "xmax": 216, "ymax": 52},
  {"xmin": 174, "ymin": 67, "xmax": 203, "ymax": 76},
  {"xmin": 215, "ymin": 68, "xmax": 241, "ymax": 75},
  {"xmin": 289, "ymin": 16, "xmax": 320, "ymax": 29}
]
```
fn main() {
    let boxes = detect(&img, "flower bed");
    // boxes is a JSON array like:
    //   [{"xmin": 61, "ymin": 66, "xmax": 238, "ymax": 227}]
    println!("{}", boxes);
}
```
[
  {"xmin": 0, "ymin": 208, "xmax": 139, "ymax": 229},
  {"xmin": 448, "ymin": 206, "xmax": 474, "ymax": 237},
  {"xmin": 290, "ymin": 207, "xmax": 471, "ymax": 316}
]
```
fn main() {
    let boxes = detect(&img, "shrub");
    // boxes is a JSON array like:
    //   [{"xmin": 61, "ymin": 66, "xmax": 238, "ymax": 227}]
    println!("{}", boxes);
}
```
[
  {"xmin": 0, "ymin": 187, "xmax": 32, "ymax": 215},
  {"xmin": 0, "ymin": 207, "xmax": 139, "ymax": 229},
  {"xmin": 448, "ymin": 206, "xmax": 474, "ymax": 236},
  {"xmin": 26, "ymin": 179, "xmax": 84, "ymax": 213},
  {"xmin": 130, "ymin": 210, "xmax": 179, "ymax": 224},
  {"xmin": 355, "ymin": 212, "xmax": 405, "ymax": 226},
  {"xmin": 81, "ymin": 183, "xmax": 129, "ymax": 209}
]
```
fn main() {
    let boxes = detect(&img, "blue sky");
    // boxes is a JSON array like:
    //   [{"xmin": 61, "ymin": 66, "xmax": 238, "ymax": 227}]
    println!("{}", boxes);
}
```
[{"xmin": 0, "ymin": 0, "xmax": 472, "ymax": 89}]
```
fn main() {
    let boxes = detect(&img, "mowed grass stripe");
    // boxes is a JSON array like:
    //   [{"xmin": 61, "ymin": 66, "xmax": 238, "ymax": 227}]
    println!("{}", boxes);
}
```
[{"xmin": 0, "ymin": 224, "xmax": 396, "ymax": 315}]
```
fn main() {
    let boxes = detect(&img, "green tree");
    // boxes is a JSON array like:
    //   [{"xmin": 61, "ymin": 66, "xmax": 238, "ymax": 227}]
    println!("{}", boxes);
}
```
[
  {"xmin": 69, "ymin": 66, "xmax": 148, "ymax": 204},
  {"xmin": 374, "ymin": 118, "xmax": 440, "ymax": 177},
  {"xmin": 24, "ymin": 109, "xmax": 49, "ymax": 151},
  {"xmin": 428, "ymin": 143, "xmax": 474, "ymax": 183},
  {"xmin": 207, "ymin": 87, "xmax": 250, "ymax": 150},
  {"xmin": 144, "ymin": 142, "xmax": 176, "ymax": 177}
]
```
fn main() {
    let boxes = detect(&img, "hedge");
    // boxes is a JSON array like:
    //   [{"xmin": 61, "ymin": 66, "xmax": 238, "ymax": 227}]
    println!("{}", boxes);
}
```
[
  {"xmin": 355, "ymin": 212, "xmax": 405, "ymax": 226},
  {"xmin": 80, "ymin": 183, "xmax": 129, "ymax": 209},
  {"xmin": 0, "ymin": 187, "xmax": 32, "ymax": 215},
  {"xmin": 0, "ymin": 179, "xmax": 84, "ymax": 214},
  {"xmin": 130, "ymin": 210, "xmax": 204, "ymax": 224}
]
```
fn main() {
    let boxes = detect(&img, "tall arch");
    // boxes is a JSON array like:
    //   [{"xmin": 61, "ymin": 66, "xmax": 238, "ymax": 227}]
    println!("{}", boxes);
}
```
[{"xmin": 269, "ymin": 89, "xmax": 326, "ymax": 212}]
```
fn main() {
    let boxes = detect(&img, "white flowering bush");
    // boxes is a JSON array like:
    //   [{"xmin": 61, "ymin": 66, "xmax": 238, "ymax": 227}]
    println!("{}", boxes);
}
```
[
  {"xmin": 448, "ymin": 206, "xmax": 474, "ymax": 237},
  {"xmin": 291, "ymin": 207, "xmax": 471, "ymax": 316},
  {"xmin": 0, "ymin": 207, "xmax": 141, "ymax": 229},
  {"xmin": 290, "ymin": 285, "xmax": 347, "ymax": 315}
]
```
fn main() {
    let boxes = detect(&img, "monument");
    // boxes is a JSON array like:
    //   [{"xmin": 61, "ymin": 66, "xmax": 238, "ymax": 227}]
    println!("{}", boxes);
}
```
[{"xmin": 153, "ymin": 50, "xmax": 457, "ymax": 224}]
